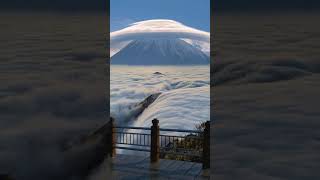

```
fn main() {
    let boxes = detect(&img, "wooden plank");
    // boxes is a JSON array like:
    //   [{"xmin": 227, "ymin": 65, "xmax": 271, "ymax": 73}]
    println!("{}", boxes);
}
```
[
  {"xmin": 134, "ymin": 156, "xmax": 151, "ymax": 169},
  {"xmin": 185, "ymin": 163, "xmax": 202, "ymax": 177},
  {"xmin": 111, "ymin": 168, "xmax": 149, "ymax": 180},
  {"xmin": 112, "ymin": 155, "xmax": 151, "ymax": 176},
  {"xmin": 197, "ymin": 169, "xmax": 210, "ymax": 180},
  {"xmin": 112, "ymin": 163, "xmax": 151, "ymax": 177},
  {"xmin": 162, "ymin": 173, "xmax": 195, "ymax": 180},
  {"xmin": 147, "ymin": 159, "xmax": 174, "ymax": 173},
  {"xmin": 111, "ymin": 155, "xmax": 205, "ymax": 179},
  {"xmin": 166, "ymin": 159, "xmax": 186, "ymax": 171},
  {"xmin": 176, "ymin": 161, "xmax": 195, "ymax": 174},
  {"xmin": 113, "ymin": 171, "xmax": 151, "ymax": 179},
  {"xmin": 196, "ymin": 176, "xmax": 210, "ymax": 180},
  {"xmin": 148, "ymin": 170, "xmax": 195, "ymax": 180},
  {"xmin": 114, "ymin": 154, "xmax": 147, "ymax": 166}
]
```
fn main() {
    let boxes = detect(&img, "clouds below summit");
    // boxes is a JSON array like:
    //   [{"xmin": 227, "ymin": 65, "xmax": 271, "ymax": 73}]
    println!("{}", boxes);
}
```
[{"xmin": 0, "ymin": 13, "xmax": 108, "ymax": 180}]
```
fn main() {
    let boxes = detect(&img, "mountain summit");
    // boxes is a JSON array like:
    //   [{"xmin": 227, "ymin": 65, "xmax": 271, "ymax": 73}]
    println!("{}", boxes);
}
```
[
  {"xmin": 111, "ymin": 38, "xmax": 209, "ymax": 65},
  {"xmin": 110, "ymin": 19, "xmax": 210, "ymax": 65}
]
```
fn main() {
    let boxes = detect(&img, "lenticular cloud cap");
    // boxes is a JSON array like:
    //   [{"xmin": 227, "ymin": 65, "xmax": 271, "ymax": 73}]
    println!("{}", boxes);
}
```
[
  {"xmin": 111, "ymin": 19, "xmax": 209, "ymax": 42},
  {"xmin": 110, "ymin": 19, "xmax": 210, "ymax": 56}
]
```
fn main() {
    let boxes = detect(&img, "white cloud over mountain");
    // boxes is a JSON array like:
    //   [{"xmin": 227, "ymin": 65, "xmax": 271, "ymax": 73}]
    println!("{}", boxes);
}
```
[{"xmin": 110, "ymin": 19, "xmax": 210, "ymax": 56}]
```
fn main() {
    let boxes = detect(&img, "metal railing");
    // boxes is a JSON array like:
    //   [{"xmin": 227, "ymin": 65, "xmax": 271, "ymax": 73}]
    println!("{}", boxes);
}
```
[
  {"xmin": 114, "ymin": 126, "xmax": 151, "ymax": 152},
  {"xmin": 107, "ymin": 118, "xmax": 210, "ymax": 169},
  {"xmin": 159, "ymin": 129, "xmax": 203, "ymax": 162}
]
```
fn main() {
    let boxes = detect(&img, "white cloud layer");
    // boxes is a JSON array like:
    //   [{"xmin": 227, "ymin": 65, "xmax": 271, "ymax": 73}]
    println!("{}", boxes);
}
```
[
  {"xmin": 110, "ymin": 19, "xmax": 210, "ymax": 56},
  {"xmin": 111, "ymin": 66, "xmax": 210, "ymax": 127}
]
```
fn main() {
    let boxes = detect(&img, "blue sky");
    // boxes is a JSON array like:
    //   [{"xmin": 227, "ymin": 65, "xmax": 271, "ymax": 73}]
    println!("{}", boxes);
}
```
[{"xmin": 110, "ymin": 0, "xmax": 210, "ymax": 32}]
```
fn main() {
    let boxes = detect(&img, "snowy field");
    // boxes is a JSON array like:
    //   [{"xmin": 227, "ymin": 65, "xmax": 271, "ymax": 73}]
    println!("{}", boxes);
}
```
[{"xmin": 110, "ymin": 65, "xmax": 210, "ymax": 130}]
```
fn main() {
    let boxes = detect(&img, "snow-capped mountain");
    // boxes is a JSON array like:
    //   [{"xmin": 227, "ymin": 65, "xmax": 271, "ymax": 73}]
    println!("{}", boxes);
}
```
[
  {"xmin": 111, "ymin": 38, "xmax": 209, "ymax": 65},
  {"xmin": 110, "ymin": 19, "xmax": 210, "ymax": 65}
]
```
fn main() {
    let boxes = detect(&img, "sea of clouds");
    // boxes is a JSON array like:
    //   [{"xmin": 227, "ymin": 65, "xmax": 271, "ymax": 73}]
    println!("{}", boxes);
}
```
[
  {"xmin": 0, "ymin": 13, "xmax": 108, "ymax": 180},
  {"xmin": 111, "ymin": 65, "xmax": 210, "ymax": 129},
  {"xmin": 212, "ymin": 13, "xmax": 320, "ymax": 180}
]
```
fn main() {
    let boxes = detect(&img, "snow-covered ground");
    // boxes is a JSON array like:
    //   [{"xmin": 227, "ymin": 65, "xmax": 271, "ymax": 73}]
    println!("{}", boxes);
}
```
[
  {"xmin": 111, "ymin": 39, "xmax": 209, "ymax": 65},
  {"xmin": 110, "ymin": 65, "xmax": 210, "ymax": 129}
]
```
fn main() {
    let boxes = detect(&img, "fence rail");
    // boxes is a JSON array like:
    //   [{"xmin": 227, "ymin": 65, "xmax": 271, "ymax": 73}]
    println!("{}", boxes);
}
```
[
  {"xmin": 107, "ymin": 118, "xmax": 210, "ymax": 169},
  {"xmin": 160, "ymin": 128, "xmax": 202, "ymax": 133}
]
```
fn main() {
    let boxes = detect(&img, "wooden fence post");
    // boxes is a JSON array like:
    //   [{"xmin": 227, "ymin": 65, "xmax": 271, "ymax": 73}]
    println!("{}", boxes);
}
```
[
  {"xmin": 108, "ymin": 117, "xmax": 116, "ymax": 157},
  {"xmin": 203, "ymin": 121, "xmax": 210, "ymax": 169},
  {"xmin": 150, "ymin": 118, "xmax": 160, "ymax": 163}
]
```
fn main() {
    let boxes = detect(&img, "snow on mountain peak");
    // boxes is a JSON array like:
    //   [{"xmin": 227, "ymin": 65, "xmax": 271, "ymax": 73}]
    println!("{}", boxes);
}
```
[
  {"xmin": 111, "ymin": 38, "xmax": 209, "ymax": 65},
  {"xmin": 111, "ymin": 19, "xmax": 210, "ymax": 57}
]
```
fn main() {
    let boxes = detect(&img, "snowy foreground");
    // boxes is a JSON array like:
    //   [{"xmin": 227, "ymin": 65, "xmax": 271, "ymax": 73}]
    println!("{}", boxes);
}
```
[{"xmin": 110, "ymin": 65, "xmax": 210, "ymax": 129}]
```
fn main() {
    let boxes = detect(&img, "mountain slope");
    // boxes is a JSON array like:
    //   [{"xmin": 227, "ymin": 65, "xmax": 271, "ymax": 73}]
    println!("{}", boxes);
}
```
[{"xmin": 111, "ymin": 39, "xmax": 209, "ymax": 65}]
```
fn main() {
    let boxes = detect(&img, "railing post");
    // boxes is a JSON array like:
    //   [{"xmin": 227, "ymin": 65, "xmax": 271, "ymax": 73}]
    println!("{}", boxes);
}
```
[
  {"xmin": 150, "ymin": 118, "xmax": 160, "ymax": 163},
  {"xmin": 203, "ymin": 121, "xmax": 210, "ymax": 169},
  {"xmin": 108, "ymin": 117, "xmax": 116, "ymax": 157}
]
